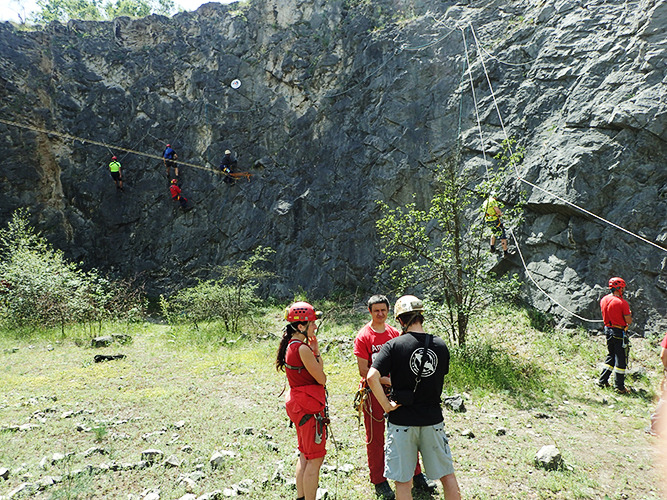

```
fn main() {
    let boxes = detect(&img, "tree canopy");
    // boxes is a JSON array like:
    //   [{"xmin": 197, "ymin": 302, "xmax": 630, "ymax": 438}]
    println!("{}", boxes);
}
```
[{"xmin": 32, "ymin": 0, "xmax": 175, "ymax": 23}]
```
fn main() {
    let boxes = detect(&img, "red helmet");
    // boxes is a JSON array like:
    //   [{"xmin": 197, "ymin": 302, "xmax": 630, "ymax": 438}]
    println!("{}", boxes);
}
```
[
  {"xmin": 171, "ymin": 178, "xmax": 178, "ymax": 184},
  {"xmin": 111, "ymin": 156, "xmax": 117, "ymax": 160},
  {"xmin": 284, "ymin": 301, "xmax": 322, "ymax": 322},
  {"xmin": 167, "ymin": 144, "xmax": 171, "ymax": 147},
  {"xmin": 608, "ymin": 277, "xmax": 626, "ymax": 289}
]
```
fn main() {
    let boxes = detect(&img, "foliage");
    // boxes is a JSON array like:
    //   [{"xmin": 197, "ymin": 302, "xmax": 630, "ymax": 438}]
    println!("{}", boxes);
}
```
[
  {"xmin": 162, "ymin": 246, "xmax": 275, "ymax": 334},
  {"xmin": 444, "ymin": 340, "xmax": 545, "ymax": 402},
  {"xmin": 31, "ymin": 0, "xmax": 173, "ymax": 23},
  {"xmin": 0, "ymin": 209, "xmax": 144, "ymax": 336},
  {"xmin": 376, "ymin": 155, "xmax": 523, "ymax": 346}
]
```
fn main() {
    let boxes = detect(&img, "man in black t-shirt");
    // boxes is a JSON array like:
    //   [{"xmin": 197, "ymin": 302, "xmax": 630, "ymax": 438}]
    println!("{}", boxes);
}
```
[{"xmin": 367, "ymin": 295, "xmax": 461, "ymax": 500}]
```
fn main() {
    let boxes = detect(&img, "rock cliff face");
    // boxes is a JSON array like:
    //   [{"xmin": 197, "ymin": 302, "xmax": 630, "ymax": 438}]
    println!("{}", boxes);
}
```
[{"xmin": 0, "ymin": 0, "xmax": 666, "ymax": 333}]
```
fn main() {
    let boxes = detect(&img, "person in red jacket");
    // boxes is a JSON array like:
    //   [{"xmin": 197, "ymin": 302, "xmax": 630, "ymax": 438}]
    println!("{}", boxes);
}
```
[
  {"xmin": 598, "ymin": 277, "xmax": 633, "ymax": 393},
  {"xmin": 276, "ymin": 302, "xmax": 327, "ymax": 500},
  {"xmin": 169, "ymin": 179, "xmax": 187, "ymax": 209}
]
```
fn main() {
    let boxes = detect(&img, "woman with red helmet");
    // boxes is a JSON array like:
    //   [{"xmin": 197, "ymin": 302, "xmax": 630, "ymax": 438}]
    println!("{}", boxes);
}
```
[{"xmin": 276, "ymin": 301, "xmax": 326, "ymax": 500}]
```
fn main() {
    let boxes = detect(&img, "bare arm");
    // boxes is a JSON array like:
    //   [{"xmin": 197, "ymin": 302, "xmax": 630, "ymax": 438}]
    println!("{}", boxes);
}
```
[
  {"xmin": 300, "ymin": 344, "xmax": 326, "ymax": 385},
  {"xmin": 367, "ymin": 367, "xmax": 400, "ymax": 414},
  {"xmin": 356, "ymin": 356, "xmax": 369, "ymax": 379},
  {"xmin": 624, "ymin": 313, "xmax": 632, "ymax": 326},
  {"xmin": 661, "ymin": 347, "xmax": 667, "ymax": 371},
  {"xmin": 493, "ymin": 206, "xmax": 503, "ymax": 217}
]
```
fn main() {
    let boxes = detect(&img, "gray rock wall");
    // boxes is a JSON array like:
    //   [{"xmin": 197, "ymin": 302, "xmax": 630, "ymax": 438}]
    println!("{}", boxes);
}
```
[{"xmin": 0, "ymin": 0, "xmax": 665, "ymax": 333}]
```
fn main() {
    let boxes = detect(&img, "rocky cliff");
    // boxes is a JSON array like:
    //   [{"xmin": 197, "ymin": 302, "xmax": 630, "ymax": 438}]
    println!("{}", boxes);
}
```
[{"xmin": 0, "ymin": 0, "xmax": 666, "ymax": 333}]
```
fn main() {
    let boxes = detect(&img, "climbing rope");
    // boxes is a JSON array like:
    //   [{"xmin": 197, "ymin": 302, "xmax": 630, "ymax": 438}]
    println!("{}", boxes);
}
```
[
  {"xmin": 462, "ymin": 22, "xmax": 665, "ymax": 323},
  {"xmin": 0, "ymin": 117, "xmax": 226, "ymax": 177},
  {"xmin": 507, "ymin": 227, "xmax": 603, "ymax": 323}
]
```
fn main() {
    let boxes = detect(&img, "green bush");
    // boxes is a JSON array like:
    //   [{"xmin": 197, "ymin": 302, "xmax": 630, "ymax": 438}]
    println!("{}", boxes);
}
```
[
  {"xmin": 162, "ymin": 246, "xmax": 275, "ymax": 334},
  {"xmin": 0, "ymin": 209, "xmax": 144, "ymax": 336}
]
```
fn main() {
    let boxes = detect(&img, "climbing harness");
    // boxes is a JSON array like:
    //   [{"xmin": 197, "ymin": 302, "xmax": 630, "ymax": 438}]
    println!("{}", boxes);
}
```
[{"xmin": 353, "ymin": 384, "xmax": 383, "ymax": 445}]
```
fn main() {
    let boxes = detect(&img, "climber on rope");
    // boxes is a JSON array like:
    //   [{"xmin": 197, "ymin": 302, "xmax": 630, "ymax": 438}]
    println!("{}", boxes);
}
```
[
  {"xmin": 219, "ymin": 149, "xmax": 238, "ymax": 184},
  {"xmin": 169, "ymin": 179, "xmax": 188, "ymax": 210},
  {"xmin": 598, "ymin": 277, "xmax": 633, "ymax": 394},
  {"xmin": 163, "ymin": 144, "xmax": 179, "ymax": 179},
  {"xmin": 483, "ymin": 194, "xmax": 509, "ymax": 258},
  {"xmin": 109, "ymin": 156, "xmax": 124, "ymax": 191}
]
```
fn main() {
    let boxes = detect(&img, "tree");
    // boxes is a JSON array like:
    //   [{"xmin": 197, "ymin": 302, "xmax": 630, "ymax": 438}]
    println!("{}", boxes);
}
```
[
  {"xmin": 376, "ymin": 146, "xmax": 523, "ymax": 346},
  {"xmin": 163, "ymin": 246, "xmax": 276, "ymax": 334},
  {"xmin": 31, "ymin": 0, "xmax": 174, "ymax": 23}
]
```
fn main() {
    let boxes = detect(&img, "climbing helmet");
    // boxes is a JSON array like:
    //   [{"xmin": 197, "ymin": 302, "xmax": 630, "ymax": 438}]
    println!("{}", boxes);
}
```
[
  {"xmin": 394, "ymin": 295, "xmax": 424, "ymax": 320},
  {"xmin": 285, "ymin": 301, "xmax": 322, "ymax": 322}
]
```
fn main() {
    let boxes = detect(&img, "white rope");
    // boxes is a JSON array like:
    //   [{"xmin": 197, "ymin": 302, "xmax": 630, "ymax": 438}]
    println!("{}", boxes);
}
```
[
  {"xmin": 0, "ymin": 117, "xmax": 223, "ymax": 175},
  {"xmin": 461, "ymin": 26, "xmax": 490, "ymax": 180},
  {"xmin": 464, "ymin": 22, "xmax": 662, "ymax": 323},
  {"xmin": 508, "ymin": 227, "xmax": 603, "ymax": 323}
]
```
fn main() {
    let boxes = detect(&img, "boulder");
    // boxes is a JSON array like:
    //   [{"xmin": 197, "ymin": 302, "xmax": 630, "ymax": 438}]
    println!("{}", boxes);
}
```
[
  {"xmin": 535, "ymin": 445, "xmax": 563, "ymax": 470},
  {"xmin": 443, "ymin": 395, "xmax": 466, "ymax": 413}
]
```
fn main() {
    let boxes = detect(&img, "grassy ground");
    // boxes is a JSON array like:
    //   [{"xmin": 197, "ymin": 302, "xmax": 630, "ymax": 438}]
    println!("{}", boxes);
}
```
[{"xmin": 0, "ymin": 304, "xmax": 665, "ymax": 499}]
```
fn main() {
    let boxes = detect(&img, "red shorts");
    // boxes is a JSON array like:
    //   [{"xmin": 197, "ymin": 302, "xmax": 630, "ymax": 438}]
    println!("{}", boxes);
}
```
[{"xmin": 287, "ymin": 409, "xmax": 327, "ymax": 460}]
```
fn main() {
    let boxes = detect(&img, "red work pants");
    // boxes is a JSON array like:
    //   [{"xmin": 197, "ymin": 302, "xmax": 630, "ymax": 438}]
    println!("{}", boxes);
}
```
[{"xmin": 363, "ymin": 391, "xmax": 421, "ymax": 484}]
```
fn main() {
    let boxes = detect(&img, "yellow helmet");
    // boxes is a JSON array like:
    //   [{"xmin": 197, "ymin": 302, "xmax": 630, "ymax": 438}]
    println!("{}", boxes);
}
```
[{"xmin": 394, "ymin": 295, "xmax": 423, "ymax": 320}]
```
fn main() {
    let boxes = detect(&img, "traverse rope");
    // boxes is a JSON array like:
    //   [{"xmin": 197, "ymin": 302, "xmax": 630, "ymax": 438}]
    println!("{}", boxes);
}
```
[{"xmin": 0, "ymin": 117, "xmax": 225, "ymax": 176}]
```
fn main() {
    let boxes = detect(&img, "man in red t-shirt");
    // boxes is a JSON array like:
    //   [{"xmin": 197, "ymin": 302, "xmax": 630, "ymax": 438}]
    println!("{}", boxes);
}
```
[
  {"xmin": 598, "ymin": 277, "xmax": 633, "ymax": 393},
  {"xmin": 353, "ymin": 295, "xmax": 434, "ymax": 499}
]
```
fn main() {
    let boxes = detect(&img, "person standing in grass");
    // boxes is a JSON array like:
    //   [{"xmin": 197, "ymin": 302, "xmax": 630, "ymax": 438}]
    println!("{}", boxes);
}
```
[
  {"xmin": 367, "ymin": 295, "xmax": 461, "ymax": 500},
  {"xmin": 598, "ymin": 277, "xmax": 633, "ymax": 394},
  {"xmin": 276, "ymin": 301, "xmax": 327, "ymax": 500},
  {"xmin": 354, "ymin": 294, "xmax": 435, "ymax": 499}
]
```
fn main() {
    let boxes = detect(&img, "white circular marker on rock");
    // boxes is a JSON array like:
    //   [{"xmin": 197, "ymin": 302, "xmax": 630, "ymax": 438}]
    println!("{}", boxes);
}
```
[{"xmin": 231, "ymin": 79, "xmax": 241, "ymax": 89}]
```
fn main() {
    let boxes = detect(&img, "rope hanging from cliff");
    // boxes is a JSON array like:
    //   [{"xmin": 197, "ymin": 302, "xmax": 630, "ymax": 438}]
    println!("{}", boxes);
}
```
[
  {"xmin": 0, "ymin": 117, "xmax": 226, "ymax": 177},
  {"xmin": 466, "ymin": 22, "xmax": 667, "ymax": 255}
]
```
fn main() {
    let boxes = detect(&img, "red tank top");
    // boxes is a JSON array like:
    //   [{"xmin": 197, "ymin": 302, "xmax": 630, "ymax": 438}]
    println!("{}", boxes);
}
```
[{"xmin": 285, "ymin": 340, "xmax": 319, "ymax": 388}]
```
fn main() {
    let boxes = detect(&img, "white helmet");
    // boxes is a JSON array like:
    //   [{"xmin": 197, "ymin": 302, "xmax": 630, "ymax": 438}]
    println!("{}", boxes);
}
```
[{"xmin": 394, "ymin": 295, "xmax": 424, "ymax": 320}]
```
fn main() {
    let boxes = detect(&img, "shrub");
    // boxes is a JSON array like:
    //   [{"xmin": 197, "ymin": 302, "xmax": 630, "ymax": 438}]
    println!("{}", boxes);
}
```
[
  {"xmin": 162, "ymin": 246, "xmax": 275, "ymax": 334},
  {"xmin": 0, "ymin": 209, "xmax": 144, "ymax": 336}
]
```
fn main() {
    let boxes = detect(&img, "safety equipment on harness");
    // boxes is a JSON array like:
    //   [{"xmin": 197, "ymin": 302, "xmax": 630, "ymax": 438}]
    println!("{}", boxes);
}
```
[
  {"xmin": 285, "ymin": 301, "xmax": 322, "ymax": 322},
  {"xmin": 353, "ymin": 386, "xmax": 370, "ymax": 413},
  {"xmin": 609, "ymin": 277, "xmax": 626, "ymax": 289},
  {"xmin": 394, "ymin": 295, "xmax": 424, "ymax": 320}
]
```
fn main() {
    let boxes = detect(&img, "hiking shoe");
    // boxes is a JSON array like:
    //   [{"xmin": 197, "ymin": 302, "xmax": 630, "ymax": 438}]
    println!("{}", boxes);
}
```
[
  {"xmin": 490, "ymin": 245, "xmax": 496, "ymax": 252},
  {"xmin": 375, "ymin": 481, "xmax": 395, "ymax": 499},
  {"xmin": 615, "ymin": 387, "xmax": 632, "ymax": 395},
  {"xmin": 413, "ymin": 473, "xmax": 437, "ymax": 494},
  {"xmin": 597, "ymin": 380, "xmax": 610, "ymax": 388}
]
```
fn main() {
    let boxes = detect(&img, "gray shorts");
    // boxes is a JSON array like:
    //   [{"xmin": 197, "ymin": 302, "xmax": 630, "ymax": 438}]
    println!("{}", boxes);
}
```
[{"xmin": 385, "ymin": 422, "xmax": 455, "ymax": 483}]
